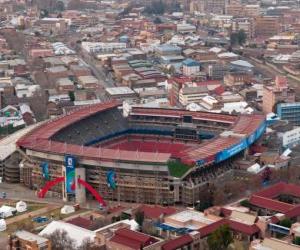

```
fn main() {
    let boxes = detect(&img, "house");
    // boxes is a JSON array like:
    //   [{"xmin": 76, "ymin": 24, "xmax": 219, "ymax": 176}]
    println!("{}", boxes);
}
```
[
  {"xmin": 39, "ymin": 221, "xmax": 96, "ymax": 248},
  {"xmin": 182, "ymin": 59, "xmax": 201, "ymax": 76},
  {"xmin": 106, "ymin": 228, "xmax": 163, "ymax": 250},
  {"xmin": 10, "ymin": 230, "xmax": 51, "ymax": 250},
  {"xmin": 77, "ymin": 75, "xmax": 100, "ymax": 90}
]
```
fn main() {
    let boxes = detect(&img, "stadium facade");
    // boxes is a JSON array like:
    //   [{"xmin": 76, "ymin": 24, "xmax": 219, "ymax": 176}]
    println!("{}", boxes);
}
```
[{"xmin": 17, "ymin": 101, "xmax": 266, "ymax": 205}]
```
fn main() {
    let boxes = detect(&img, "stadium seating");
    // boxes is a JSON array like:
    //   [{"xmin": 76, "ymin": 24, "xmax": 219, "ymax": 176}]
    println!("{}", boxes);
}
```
[{"xmin": 52, "ymin": 108, "xmax": 129, "ymax": 145}]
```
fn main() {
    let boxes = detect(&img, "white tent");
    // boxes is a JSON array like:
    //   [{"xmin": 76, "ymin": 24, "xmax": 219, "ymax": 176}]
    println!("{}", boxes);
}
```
[
  {"xmin": 282, "ymin": 148, "xmax": 292, "ymax": 157},
  {"xmin": 247, "ymin": 163, "xmax": 265, "ymax": 174},
  {"xmin": 16, "ymin": 201, "xmax": 27, "ymax": 213},
  {"xmin": 128, "ymin": 219, "xmax": 139, "ymax": 231},
  {"xmin": 0, "ymin": 205, "xmax": 17, "ymax": 218},
  {"xmin": 60, "ymin": 205, "xmax": 75, "ymax": 215},
  {"xmin": 0, "ymin": 219, "xmax": 6, "ymax": 231}
]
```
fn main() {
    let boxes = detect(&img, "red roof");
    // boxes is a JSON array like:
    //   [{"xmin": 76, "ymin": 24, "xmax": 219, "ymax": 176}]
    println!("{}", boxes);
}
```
[
  {"xmin": 249, "ymin": 195, "xmax": 294, "ymax": 213},
  {"xmin": 198, "ymin": 219, "xmax": 227, "ymax": 238},
  {"xmin": 162, "ymin": 234, "xmax": 193, "ymax": 250},
  {"xmin": 67, "ymin": 216, "xmax": 92, "ymax": 230},
  {"xmin": 110, "ymin": 228, "xmax": 158, "ymax": 249},
  {"xmin": 198, "ymin": 218, "xmax": 260, "ymax": 238},
  {"xmin": 227, "ymin": 219, "xmax": 260, "ymax": 235},
  {"xmin": 249, "ymin": 182, "xmax": 300, "ymax": 219},
  {"xmin": 139, "ymin": 205, "xmax": 177, "ymax": 220}
]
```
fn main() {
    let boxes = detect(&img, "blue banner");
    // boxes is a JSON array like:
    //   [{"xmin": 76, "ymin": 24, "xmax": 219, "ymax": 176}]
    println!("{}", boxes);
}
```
[
  {"xmin": 216, "ymin": 139, "xmax": 248, "ymax": 163},
  {"xmin": 65, "ymin": 155, "xmax": 76, "ymax": 194},
  {"xmin": 40, "ymin": 162, "xmax": 49, "ymax": 180}
]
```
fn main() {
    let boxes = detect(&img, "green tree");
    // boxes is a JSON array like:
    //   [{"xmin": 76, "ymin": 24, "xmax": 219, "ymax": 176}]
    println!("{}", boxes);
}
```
[
  {"xmin": 68, "ymin": 91, "xmax": 75, "ymax": 102},
  {"xmin": 293, "ymin": 236, "xmax": 300, "ymax": 245},
  {"xmin": 154, "ymin": 17, "xmax": 162, "ymax": 24},
  {"xmin": 240, "ymin": 199, "xmax": 251, "ymax": 208},
  {"xmin": 135, "ymin": 211, "xmax": 145, "ymax": 228},
  {"xmin": 237, "ymin": 29, "xmax": 247, "ymax": 45},
  {"xmin": 230, "ymin": 29, "xmax": 247, "ymax": 46},
  {"xmin": 280, "ymin": 218, "xmax": 292, "ymax": 228},
  {"xmin": 144, "ymin": 0, "xmax": 165, "ymax": 15},
  {"xmin": 207, "ymin": 225, "xmax": 233, "ymax": 250}
]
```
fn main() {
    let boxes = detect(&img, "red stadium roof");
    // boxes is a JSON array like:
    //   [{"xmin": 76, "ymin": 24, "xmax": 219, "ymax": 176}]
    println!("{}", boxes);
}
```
[
  {"xmin": 131, "ymin": 107, "xmax": 238, "ymax": 124},
  {"xmin": 17, "ymin": 102, "xmax": 266, "ymax": 166}
]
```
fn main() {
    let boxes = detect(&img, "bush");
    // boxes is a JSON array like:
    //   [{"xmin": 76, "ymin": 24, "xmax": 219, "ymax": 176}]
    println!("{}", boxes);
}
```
[
  {"xmin": 293, "ymin": 236, "xmax": 300, "ymax": 245},
  {"xmin": 240, "ymin": 199, "xmax": 251, "ymax": 208},
  {"xmin": 280, "ymin": 218, "xmax": 292, "ymax": 228}
]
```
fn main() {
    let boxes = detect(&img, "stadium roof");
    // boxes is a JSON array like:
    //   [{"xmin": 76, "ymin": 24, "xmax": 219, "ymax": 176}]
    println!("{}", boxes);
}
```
[
  {"xmin": 17, "ymin": 102, "xmax": 265, "ymax": 167},
  {"xmin": 17, "ymin": 101, "xmax": 170, "ymax": 164}
]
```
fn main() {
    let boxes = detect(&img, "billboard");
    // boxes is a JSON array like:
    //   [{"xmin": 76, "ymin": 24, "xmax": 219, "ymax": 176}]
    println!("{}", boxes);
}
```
[
  {"xmin": 215, "ymin": 139, "xmax": 248, "ymax": 163},
  {"xmin": 40, "ymin": 162, "xmax": 49, "ymax": 180},
  {"xmin": 106, "ymin": 170, "xmax": 117, "ymax": 190},
  {"xmin": 255, "ymin": 121, "xmax": 266, "ymax": 141},
  {"xmin": 65, "ymin": 155, "xmax": 76, "ymax": 194}
]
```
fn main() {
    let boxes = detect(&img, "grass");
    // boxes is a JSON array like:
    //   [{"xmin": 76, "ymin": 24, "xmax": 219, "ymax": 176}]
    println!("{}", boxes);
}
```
[
  {"xmin": 5, "ymin": 207, "xmax": 88, "ymax": 235},
  {"xmin": 168, "ymin": 161, "xmax": 191, "ymax": 178}
]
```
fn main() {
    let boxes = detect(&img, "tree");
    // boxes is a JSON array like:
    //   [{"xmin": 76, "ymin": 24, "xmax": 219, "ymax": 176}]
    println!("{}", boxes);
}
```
[
  {"xmin": 207, "ymin": 225, "xmax": 233, "ymax": 250},
  {"xmin": 237, "ymin": 29, "xmax": 247, "ymax": 45},
  {"xmin": 213, "ymin": 188, "xmax": 226, "ymax": 206},
  {"xmin": 293, "ymin": 236, "xmax": 300, "ymax": 245},
  {"xmin": 68, "ymin": 91, "xmax": 75, "ymax": 102},
  {"xmin": 280, "ymin": 218, "xmax": 292, "ymax": 228},
  {"xmin": 43, "ymin": 229, "xmax": 75, "ymax": 250},
  {"xmin": 29, "ymin": 90, "xmax": 48, "ymax": 121},
  {"xmin": 261, "ymin": 167, "xmax": 272, "ymax": 183},
  {"xmin": 78, "ymin": 238, "xmax": 99, "ymax": 250},
  {"xmin": 240, "ymin": 199, "xmax": 251, "ymax": 208},
  {"xmin": 230, "ymin": 29, "xmax": 247, "ymax": 46},
  {"xmin": 16, "ymin": 220, "xmax": 34, "ymax": 232},
  {"xmin": 40, "ymin": 9, "xmax": 49, "ymax": 18},
  {"xmin": 143, "ymin": 0, "xmax": 165, "ymax": 15},
  {"xmin": 154, "ymin": 17, "xmax": 162, "ymax": 24},
  {"xmin": 135, "ymin": 211, "xmax": 145, "ymax": 228}
]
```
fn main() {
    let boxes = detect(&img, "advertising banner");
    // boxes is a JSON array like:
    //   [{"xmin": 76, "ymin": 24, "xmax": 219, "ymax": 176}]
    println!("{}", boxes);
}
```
[
  {"xmin": 215, "ymin": 139, "xmax": 248, "ymax": 163},
  {"xmin": 65, "ymin": 155, "xmax": 76, "ymax": 194},
  {"xmin": 40, "ymin": 162, "xmax": 49, "ymax": 180}
]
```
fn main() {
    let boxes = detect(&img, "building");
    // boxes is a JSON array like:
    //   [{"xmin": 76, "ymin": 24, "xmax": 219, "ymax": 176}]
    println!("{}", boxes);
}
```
[
  {"xmin": 176, "ymin": 23, "xmax": 196, "ymax": 33},
  {"xmin": 105, "ymin": 87, "xmax": 137, "ymax": 100},
  {"xmin": 182, "ymin": 59, "xmax": 201, "ymax": 76},
  {"xmin": 244, "ymin": 4, "xmax": 260, "ymax": 17},
  {"xmin": 9, "ymin": 230, "xmax": 51, "ymax": 250},
  {"xmin": 255, "ymin": 16, "xmax": 281, "ymax": 38},
  {"xmin": 224, "ymin": 72, "xmax": 252, "ymax": 86},
  {"xmin": 250, "ymin": 238, "xmax": 300, "ymax": 250},
  {"xmin": 77, "ymin": 75, "xmax": 100, "ymax": 90},
  {"xmin": 281, "ymin": 127, "xmax": 300, "ymax": 148},
  {"xmin": 230, "ymin": 60, "xmax": 254, "ymax": 73},
  {"xmin": 208, "ymin": 64, "xmax": 228, "ymax": 80},
  {"xmin": 39, "ymin": 221, "xmax": 96, "ymax": 248},
  {"xmin": 232, "ymin": 18, "xmax": 255, "ymax": 39},
  {"xmin": 179, "ymin": 84, "xmax": 209, "ymax": 106},
  {"xmin": 17, "ymin": 102, "xmax": 266, "ymax": 205},
  {"xmin": 155, "ymin": 44, "xmax": 182, "ymax": 57},
  {"xmin": 105, "ymin": 228, "xmax": 164, "ymax": 250},
  {"xmin": 81, "ymin": 42, "xmax": 127, "ymax": 54},
  {"xmin": 202, "ymin": 0, "xmax": 226, "ymax": 14},
  {"xmin": 262, "ymin": 76, "xmax": 295, "ymax": 114},
  {"xmin": 277, "ymin": 102, "xmax": 300, "ymax": 126}
]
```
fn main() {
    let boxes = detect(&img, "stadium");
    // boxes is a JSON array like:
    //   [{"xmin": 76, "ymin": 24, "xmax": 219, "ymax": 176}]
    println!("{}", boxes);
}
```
[{"xmin": 17, "ymin": 100, "xmax": 266, "ymax": 205}]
